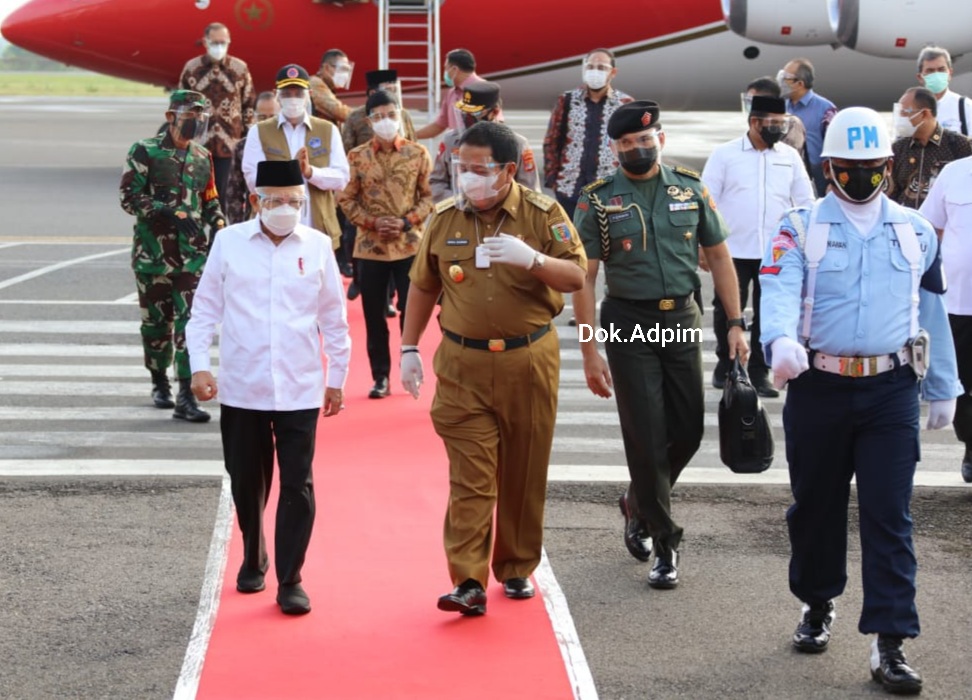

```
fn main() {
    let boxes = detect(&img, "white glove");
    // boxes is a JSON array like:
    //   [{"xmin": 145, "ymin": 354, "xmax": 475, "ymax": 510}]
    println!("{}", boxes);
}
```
[
  {"xmin": 400, "ymin": 346, "xmax": 424, "ymax": 399},
  {"xmin": 481, "ymin": 233, "xmax": 536, "ymax": 269},
  {"xmin": 926, "ymin": 398, "xmax": 956, "ymax": 430},
  {"xmin": 770, "ymin": 337, "xmax": 810, "ymax": 387}
]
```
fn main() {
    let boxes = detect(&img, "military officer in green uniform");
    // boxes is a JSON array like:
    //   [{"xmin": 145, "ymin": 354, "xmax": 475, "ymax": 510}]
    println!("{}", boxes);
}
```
[
  {"xmin": 120, "ymin": 89, "xmax": 225, "ymax": 422},
  {"xmin": 572, "ymin": 100, "xmax": 748, "ymax": 589}
]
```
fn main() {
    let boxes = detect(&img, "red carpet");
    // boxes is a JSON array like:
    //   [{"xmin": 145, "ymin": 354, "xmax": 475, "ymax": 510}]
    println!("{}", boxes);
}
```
[{"xmin": 195, "ymin": 288, "xmax": 576, "ymax": 700}]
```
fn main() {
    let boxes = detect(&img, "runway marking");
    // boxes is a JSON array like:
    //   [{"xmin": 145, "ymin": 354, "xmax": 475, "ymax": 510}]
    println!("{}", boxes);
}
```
[
  {"xmin": 0, "ymin": 248, "xmax": 127, "ymax": 290},
  {"xmin": 536, "ymin": 549, "xmax": 599, "ymax": 700},
  {"xmin": 0, "ymin": 460, "xmax": 223, "ymax": 476},
  {"xmin": 0, "ymin": 242, "xmax": 24, "ymax": 250},
  {"xmin": 174, "ymin": 475, "xmax": 233, "ymax": 700},
  {"xmin": 0, "ymin": 236, "xmax": 129, "ymax": 244},
  {"xmin": 0, "ymin": 299, "xmax": 139, "ymax": 305}
]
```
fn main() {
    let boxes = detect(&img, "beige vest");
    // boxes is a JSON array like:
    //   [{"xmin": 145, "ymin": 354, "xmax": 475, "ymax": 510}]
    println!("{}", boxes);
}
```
[{"xmin": 257, "ymin": 118, "xmax": 341, "ymax": 248}]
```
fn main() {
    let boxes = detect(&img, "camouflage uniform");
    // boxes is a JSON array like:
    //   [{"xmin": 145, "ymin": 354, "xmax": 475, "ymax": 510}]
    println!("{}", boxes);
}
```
[{"xmin": 119, "ymin": 91, "xmax": 225, "ymax": 381}]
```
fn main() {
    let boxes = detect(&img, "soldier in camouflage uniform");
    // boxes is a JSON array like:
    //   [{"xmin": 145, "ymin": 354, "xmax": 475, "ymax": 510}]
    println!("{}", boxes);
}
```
[{"xmin": 120, "ymin": 89, "xmax": 226, "ymax": 422}]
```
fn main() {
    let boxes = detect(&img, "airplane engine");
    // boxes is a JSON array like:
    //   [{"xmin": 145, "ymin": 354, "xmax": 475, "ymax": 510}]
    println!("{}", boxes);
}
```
[
  {"xmin": 722, "ymin": 0, "xmax": 838, "ymax": 46},
  {"xmin": 829, "ymin": 0, "xmax": 972, "ymax": 58}
]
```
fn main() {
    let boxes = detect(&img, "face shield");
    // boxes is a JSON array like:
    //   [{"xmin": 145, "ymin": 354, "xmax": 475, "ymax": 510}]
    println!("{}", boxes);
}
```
[
  {"xmin": 892, "ymin": 102, "xmax": 924, "ymax": 139},
  {"xmin": 171, "ymin": 108, "xmax": 210, "ymax": 143},
  {"xmin": 740, "ymin": 92, "xmax": 753, "ymax": 115},
  {"xmin": 378, "ymin": 80, "xmax": 403, "ymax": 108},
  {"xmin": 331, "ymin": 60, "xmax": 355, "ymax": 89},
  {"xmin": 751, "ymin": 113, "xmax": 791, "ymax": 147},
  {"xmin": 451, "ymin": 158, "xmax": 512, "ymax": 212}
]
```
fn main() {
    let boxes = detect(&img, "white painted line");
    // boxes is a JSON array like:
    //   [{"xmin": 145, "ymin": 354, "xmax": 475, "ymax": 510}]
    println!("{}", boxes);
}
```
[
  {"xmin": 0, "ymin": 248, "xmax": 127, "ymax": 290},
  {"xmin": 0, "ymin": 407, "xmax": 221, "ymax": 420},
  {"xmin": 0, "ymin": 460, "xmax": 224, "ymax": 476},
  {"xmin": 0, "ymin": 365, "xmax": 161, "ymax": 378},
  {"xmin": 0, "ymin": 320, "xmax": 139, "ymax": 334},
  {"xmin": 0, "ymin": 344, "xmax": 142, "ymax": 357},
  {"xmin": 6, "ymin": 431, "xmax": 221, "ymax": 448},
  {"xmin": 0, "ymin": 243, "xmax": 24, "ymax": 250},
  {"xmin": 174, "ymin": 474, "xmax": 233, "ymax": 700},
  {"xmin": 536, "ymin": 548, "xmax": 599, "ymax": 700},
  {"xmin": 114, "ymin": 292, "xmax": 140, "ymax": 304},
  {"xmin": 0, "ymin": 300, "xmax": 139, "ymax": 305}
]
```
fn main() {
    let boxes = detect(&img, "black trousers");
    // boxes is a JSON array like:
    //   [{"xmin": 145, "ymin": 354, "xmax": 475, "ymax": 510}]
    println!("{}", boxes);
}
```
[
  {"xmin": 713, "ymin": 258, "xmax": 767, "ymax": 377},
  {"xmin": 950, "ymin": 314, "xmax": 972, "ymax": 448},
  {"xmin": 359, "ymin": 257, "xmax": 412, "ymax": 381},
  {"xmin": 220, "ymin": 404, "xmax": 319, "ymax": 586},
  {"xmin": 336, "ymin": 210, "xmax": 356, "ymax": 273},
  {"xmin": 212, "ymin": 156, "xmax": 232, "ymax": 216},
  {"xmin": 600, "ymin": 297, "xmax": 704, "ymax": 558}
]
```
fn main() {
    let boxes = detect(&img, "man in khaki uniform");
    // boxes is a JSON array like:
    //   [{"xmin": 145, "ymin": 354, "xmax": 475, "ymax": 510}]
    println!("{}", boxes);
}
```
[{"xmin": 400, "ymin": 121, "xmax": 586, "ymax": 616}]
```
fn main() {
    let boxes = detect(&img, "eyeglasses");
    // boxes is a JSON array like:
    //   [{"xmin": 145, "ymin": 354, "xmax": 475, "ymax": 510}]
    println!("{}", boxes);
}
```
[
  {"xmin": 260, "ymin": 196, "xmax": 307, "ymax": 210},
  {"xmin": 367, "ymin": 110, "xmax": 398, "ymax": 122}
]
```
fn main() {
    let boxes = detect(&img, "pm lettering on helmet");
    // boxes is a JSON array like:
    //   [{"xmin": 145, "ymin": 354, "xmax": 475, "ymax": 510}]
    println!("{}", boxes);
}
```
[{"xmin": 847, "ymin": 125, "xmax": 879, "ymax": 150}]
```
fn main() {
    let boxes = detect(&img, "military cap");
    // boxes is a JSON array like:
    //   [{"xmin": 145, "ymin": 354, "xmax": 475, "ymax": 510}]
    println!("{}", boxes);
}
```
[
  {"xmin": 275, "ymin": 64, "xmax": 310, "ymax": 90},
  {"xmin": 168, "ymin": 89, "xmax": 207, "ymax": 111},
  {"xmin": 256, "ymin": 160, "xmax": 304, "ymax": 188},
  {"xmin": 750, "ymin": 95, "xmax": 786, "ymax": 116},
  {"xmin": 607, "ymin": 100, "xmax": 662, "ymax": 139},
  {"xmin": 456, "ymin": 81, "xmax": 501, "ymax": 113},
  {"xmin": 366, "ymin": 69, "xmax": 398, "ymax": 89}
]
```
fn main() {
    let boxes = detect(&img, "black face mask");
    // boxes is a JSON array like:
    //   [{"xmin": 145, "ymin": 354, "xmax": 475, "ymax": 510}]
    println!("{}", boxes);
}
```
[
  {"xmin": 178, "ymin": 118, "xmax": 198, "ymax": 141},
  {"xmin": 759, "ymin": 125, "xmax": 785, "ymax": 147},
  {"xmin": 830, "ymin": 164, "xmax": 887, "ymax": 202},
  {"xmin": 618, "ymin": 147, "xmax": 658, "ymax": 175}
]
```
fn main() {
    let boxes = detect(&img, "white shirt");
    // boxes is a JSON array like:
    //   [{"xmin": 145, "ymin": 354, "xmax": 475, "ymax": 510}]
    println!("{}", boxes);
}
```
[
  {"xmin": 702, "ymin": 133, "xmax": 815, "ymax": 259},
  {"xmin": 936, "ymin": 90, "xmax": 972, "ymax": 136},
  {"xmin": 186, "ymin": 219, "xmax": 351, "ymax": 411},
  {"xmin": 241, "ymin": 112, "xmax": 351, "ymax": 228},
  {"xmin": 919, "ymin": 155, "xmax": 972, "ymax": 315}
]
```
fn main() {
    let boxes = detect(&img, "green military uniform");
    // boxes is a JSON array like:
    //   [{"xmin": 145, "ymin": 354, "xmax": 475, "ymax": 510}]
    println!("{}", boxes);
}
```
[
  {"xmin": 410, "ymin": 183, "xmax": 587, "ymax": 588},
  {"xmin": 575, "ymin": 164, "xmax": 728, "ymax": 560},
  {"xmin": 119, "ymin": 90, "xmax": 225, "ymax": 382}
]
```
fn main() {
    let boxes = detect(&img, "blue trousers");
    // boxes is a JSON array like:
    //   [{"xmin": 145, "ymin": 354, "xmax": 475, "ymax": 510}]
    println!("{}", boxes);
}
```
[{"xmin": 783, "ymin": 364, "xmax": 920, "ymax": 637}]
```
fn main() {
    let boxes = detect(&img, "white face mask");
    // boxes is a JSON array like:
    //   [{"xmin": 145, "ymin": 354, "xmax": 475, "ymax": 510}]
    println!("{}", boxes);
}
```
[
  {"xmin": 333, "ymin": 67, "xmax": 351, "ymax": 89},
  {"xmin": 206, "ymin": 42, "xmax": 228, "ymax": 62},
  {"xmin": 280, "ymin": 97, "xmax": 306, "ymax": 120},
  {"xmin": 458, "ymin": 171, "xmax": 500, "ymax": 202},
  {"xmin": 894, "ymin": 114, "xmax": 920, "ymax": 139},
  {"xmin": 584, "ymin": 69, "xmax": 608, "ymax": 91},
  {"xmin": 371, "ymin": 117, "xmax": 400, "ymax": 141},
  {"xmin": 260, "ymin": 205, "xmax": 300, "ymax": 237}
]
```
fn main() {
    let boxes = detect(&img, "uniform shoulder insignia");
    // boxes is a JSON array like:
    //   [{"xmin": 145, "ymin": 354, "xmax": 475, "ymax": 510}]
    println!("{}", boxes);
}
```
[
  {"xmin": 672, "ymin": 165, "xmax": 701, "ymax": 180},
  {"xmin": 581, "ymin": 176, "xmax": 612, "ymax": 194},
  {"xmin": 523, "ymin": 188, "xmax": 557, "ymax": 212},
  {"xmin": 434, "ymin": 197, "xmax": 457, "ymax": 214}
]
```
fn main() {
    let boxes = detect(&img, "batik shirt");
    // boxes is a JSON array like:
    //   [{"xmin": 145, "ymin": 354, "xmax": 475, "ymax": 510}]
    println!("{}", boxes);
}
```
[
  {"xmin": 179, "ymin": 54, "xmax": 255, "ymax": 159},
  {"xmin": 889, "ymin": 123, "xmax": 972, "ymax": 209}
]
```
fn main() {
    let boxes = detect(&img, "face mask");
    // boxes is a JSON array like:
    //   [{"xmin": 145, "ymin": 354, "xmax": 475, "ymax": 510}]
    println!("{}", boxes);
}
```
[
  {"xmin": 922, "ymin": 71, "xmax": 949, "ymax": 94},
  {"xmin": 778, "ymin": 81, "xmax": 794, "ymax": 99},
  {"xmin": 444, "ymin": 69, "xmax": 455, "ymax": 88},
  {"xmin": 458, "ymin": 171, "xmax": 500, "ymax": 203},
  {"xmin": 280, "ymin": 97, "xmax": 306, "ymax": 120},
  {"xmin": 759, "ymin": 125, "xmax": 785, "ymax": 147},
  {"xmin": 894, "ymin": 114, "xmax": 921, "ymax": 139},
  {"xmin": 584, "ymin": 69, "xmax": 608, "ymax": 91},
  {"xmin": 260, "ymin": 204, "xmax": 300, "ymax": 236},
  {"xmin": 830, "ymin": 163, "xmax": 887, "ymax": 203},
  {"xmin": 618, "ymin": 147, "xmax": 658, "ymax": 175},
  {"xmin": 333, "ymin": 67, "xmax": 351, "ymax": 89},
  {"xmin": 372, "ymin": 117, "xmax": 400, "ymax": 141},
  {"xmin": 178, "ymin": 118, "xmax": 198, "ymax": 141},
  {"xmin": 206, "ymin": 42, "xmax": 228, "ymax": 62}
]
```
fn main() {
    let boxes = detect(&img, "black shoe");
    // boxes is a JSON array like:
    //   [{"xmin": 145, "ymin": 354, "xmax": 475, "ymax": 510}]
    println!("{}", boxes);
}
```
[
  {"xmin": 647, "ymin": 550, "xmax": 678, "ymax": 589},
  {"xmin": 712, "ymin": 360, "xmax": 728, "ymax": 389},
  {"xmin": 503, "ymin": 577, "xmax": 535, "ymax": 599},
  {"xmin": 618, "ymin": 493, "xmax": 652, "ymax": 562},
  {"xmin": 172, "ymin": 378, "xmax": 211, "ymax": 423},
  {"xmin": 792, "ymin": 600, "xmax": 835, "ymax": 653},
  {"xmin": 437, "ymin": 579, "xmax": 486, "ymax": 616},
  {"xmin": 150, "ymin": 371, "xmax": 174, "ymax": 409},
  {"xmin": 751, "ymin": 374, "xmax": 780, "ymax": 399},
  {"xmin": 368, "ymin": 377, "xmax": 390, "ymax": 399},
  {"xmin": 277, "ymin": 583, "xmax": 311, "ymax": 615},
  {"xmin": 567, "ymin": 316, "xmax": 577, "ymax": 327},
  {"xmin": 340, "ymin": 262, "xmax": 354, "ymax": 278},
  {"xmin": 961, "ymin": 448, "xmax": 972, "ymax": 484},
  {"xmin": 870, "ymin": 635, "xmax": 922, "ymax": 695},
  {"xmin": 385, "ymin": 303, "xmax": 398, "ymax": 318},
  {"xmin": 236, "ymin": 566, "xmax": 266, "ymax": 593},
  {"xmin": 347, "ymin": 282, "xmax": 360, "ymax": 301}
]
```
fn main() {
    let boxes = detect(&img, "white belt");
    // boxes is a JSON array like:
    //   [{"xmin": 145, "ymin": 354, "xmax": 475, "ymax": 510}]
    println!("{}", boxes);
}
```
[{"xmin": 811, "ymin": 348, "xmax": 911, "ymax": 378}]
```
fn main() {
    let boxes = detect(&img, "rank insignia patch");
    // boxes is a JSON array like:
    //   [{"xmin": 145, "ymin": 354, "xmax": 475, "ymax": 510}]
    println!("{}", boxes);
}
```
[{"xmin": 551, "ymin": 222, "xmax": 572, "ymax": 242}]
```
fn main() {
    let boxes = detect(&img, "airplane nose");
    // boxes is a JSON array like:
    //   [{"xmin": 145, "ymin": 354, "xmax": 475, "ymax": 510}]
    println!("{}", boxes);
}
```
[{"xmin": 1, "ymin": 0, "xmax": 81, "ymax": 61}]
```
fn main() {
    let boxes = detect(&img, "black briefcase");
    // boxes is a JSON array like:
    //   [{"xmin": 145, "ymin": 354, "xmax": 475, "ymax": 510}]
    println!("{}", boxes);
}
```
[{"xmin": 718, "ymin": 358, "xmax": 774, "ymax": 474}]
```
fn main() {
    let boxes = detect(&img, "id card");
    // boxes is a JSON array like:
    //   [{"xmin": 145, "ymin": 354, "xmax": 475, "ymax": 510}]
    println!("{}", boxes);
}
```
[{"xmin": 475, "ymin": 245, "xmax": 491, "ymax": 269}]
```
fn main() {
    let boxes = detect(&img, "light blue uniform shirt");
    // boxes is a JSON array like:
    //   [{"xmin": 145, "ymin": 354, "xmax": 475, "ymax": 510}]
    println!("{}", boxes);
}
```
[
  {"xmin": 759, "ymin": 193, "xmax": 961, "ymax": 401},
  {"xmin": 786, "ymin": 90, "xmax": 836, "ymax": 166}
]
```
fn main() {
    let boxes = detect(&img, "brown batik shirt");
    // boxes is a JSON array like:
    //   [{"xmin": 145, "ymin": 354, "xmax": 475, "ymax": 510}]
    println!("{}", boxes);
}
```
[
  {"xmin": 889, "ymin": 123, "xmax": 972, "ymax": 209},
  {"xmin": 179, "ymin": 54, "xmax": 255, "ymax": 159}
]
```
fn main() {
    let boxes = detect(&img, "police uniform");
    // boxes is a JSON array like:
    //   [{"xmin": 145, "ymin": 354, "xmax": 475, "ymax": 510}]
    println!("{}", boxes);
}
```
[
  {"xmin": 409, "ymin": 182, "xmax": 586, "ymax": 589},
  {"xmin": 574, "ymin": 100, "xmax": 732, "ymax": 572},
  {"xmin": 119, "ymin": 89, "xmax": 225, "ymax": 420}
]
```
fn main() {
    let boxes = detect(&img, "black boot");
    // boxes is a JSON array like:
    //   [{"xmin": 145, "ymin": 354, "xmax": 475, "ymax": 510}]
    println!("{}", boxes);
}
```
[
  {"xmin": 150, "ymin": 370, "xmax": 174, "ymax": 409},
  {"xmin": 173, "ymin": 378, "xmax": 211, "ymax": 423}
]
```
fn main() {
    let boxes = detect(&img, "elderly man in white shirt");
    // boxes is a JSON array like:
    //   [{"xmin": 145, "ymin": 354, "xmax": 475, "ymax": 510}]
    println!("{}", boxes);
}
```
[
  {"xmin": 187, "ymin": 160, "xmax": 351, "ymax": 616},
  {"xmin": 919, "ymin": 154, "xmax": 972, "ymax": 483},
  {"xmin": 701, "ymin": 94, "xmax": 815, "ymax": 397},
  {"xmin": 242, "ymin": 64, "xmax": 350, "ymax": 250},
  {"xmin": 916, "ymin": 46, "xmax": 972, "ymax": 137}
]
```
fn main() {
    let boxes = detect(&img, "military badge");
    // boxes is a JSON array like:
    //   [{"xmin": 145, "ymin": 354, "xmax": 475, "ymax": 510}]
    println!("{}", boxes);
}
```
[
  {"xmin": 669, "ymin": 187, "xmax": 693, "ymax": 203},
  {"xmin": 609, "ymin": 195, "xmax": 623, "ymax": 207},
  {"xmin": 641, "ymin": 111, "xmax": 652, "ymax": 127},
  {"xmin": 551, "ymin": 222, "xmax": 572, "ymax": 242},
  {"xmin": 622, "ymin": 239, "xmax": 632, "ymax": 251},
  {"xmin": 683, "ymin": 231, "xmax": 693, "ymax": 240},
  {"xmin": 449, "ymin": 264, "xmax": 464, "ymax": 282},
  {"xmin": 309, "ymin": 137, "xmax": 322, "ymax": 149},
  {"xmin": 667, "ymin": 186, "xmax": 681, "ymax": 197},
  {"xmin": 770, "ymin": 231, "xmax": 797, "ymax": 262}
]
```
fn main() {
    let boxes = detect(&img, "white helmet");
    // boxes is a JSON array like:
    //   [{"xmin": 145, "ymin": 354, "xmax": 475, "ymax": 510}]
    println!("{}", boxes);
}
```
[{"xmin": 820, "ymin": 106, "xmax": 893, "ymax": 160}]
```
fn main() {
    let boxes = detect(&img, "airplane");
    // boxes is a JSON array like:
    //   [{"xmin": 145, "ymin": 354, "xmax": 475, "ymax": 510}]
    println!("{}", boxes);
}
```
[{"xmin": 2, "ymin": 0, "xmax": 972, "ymax": 112}]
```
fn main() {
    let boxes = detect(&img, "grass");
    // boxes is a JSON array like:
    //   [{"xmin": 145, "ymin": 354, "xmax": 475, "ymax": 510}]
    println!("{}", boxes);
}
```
[{"xmin": 0, "ymin": 71, "xmax": 167, "ymax": 97}]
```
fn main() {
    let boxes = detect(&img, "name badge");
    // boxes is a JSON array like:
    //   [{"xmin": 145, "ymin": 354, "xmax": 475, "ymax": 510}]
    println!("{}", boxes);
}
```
[
  {"xmin": 446, "ymin": 238, "xmax": 470, "ymax": 246},
  {"xmin": 475, "ymin": 245, "xmax": 491, "ymax": 269},
  {"xmin": 609, "ymin": 211, "xmax": 632, "ymax": 223}
]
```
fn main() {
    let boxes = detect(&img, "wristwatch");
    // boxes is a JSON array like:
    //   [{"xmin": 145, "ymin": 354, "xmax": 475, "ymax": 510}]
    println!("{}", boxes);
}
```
[
  {"xmin": 401, "ymin": 217, "xmax": 413, "ymax": 232},
  {"xmin": 529, "ymin": 252, "xmax": 546, "ymax": 271},
  {"xmin": 727, "ymin": 317, "xmax": 747, "ymax": 330}
]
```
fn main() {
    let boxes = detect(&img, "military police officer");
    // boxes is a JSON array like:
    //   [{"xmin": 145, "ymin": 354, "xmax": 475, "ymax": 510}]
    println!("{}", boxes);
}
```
[
  {"xmin": 759, "ymin": 107, "xmax": 961, "ymax": 695},
  {"xmin": 120, "ymin": 89, "xmax": 225, "ymax": 422},
  {"xmin": 572, "ymin": 100, "xmax": 749, "ymax": 589}
]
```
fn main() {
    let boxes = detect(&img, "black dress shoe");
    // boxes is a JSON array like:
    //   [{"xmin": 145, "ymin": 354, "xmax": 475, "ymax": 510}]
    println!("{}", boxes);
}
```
[
  {"xmin": 870, "ymin": 635, "xmax": 922, "ymax": 695},
  {"xmin": 712, "ymin": 360, "xmax": 728, "ymax": 389},
  {"xmin": 340, "ymin": 262, "xmax": 354, "ymax": 278},
  {"xmin": 346, "ymin": 282, "xmax": 360, "ymax": 301},
  {"xmin": 567, "ymin": 316, "xmax": 577, "ymax": 327},
  {"xmin": 368, "ymin": 377, "xmax": 390, "ymax": 399},
  {"xmin": 277, "ymin": 583, "xmax": 311, "ymax": 615},
  {"xmin": 503, "ymin": 577, "xmax": 535, "ymax": 599},
  {"xmin": 437, "ymin": 579, "xmax": 486, "ymax": 616},
  {"xmin": 647, "ymin": 550, "xmax": 679, "ymax": 589},
  {"xmin": 618, "ymin": 493, "xmax": 652, "ymax": 562},
  {"xmin": 961, "ymin": 448, "xmax": 972, "ymax": 484},
  {"xmin": 751, "ymin": 374, "xmax": 780, "ymax": 398},
  {"xmin": 792, "ymin": 600, "xmax": 835, "ymax": 653},
  {"xmin": 385, "ymin": 303, "xmax": 398, "ymax": 318},
  {"xmin": 236, "ymin": 567, "xmax": 266, "ymax": 593}
]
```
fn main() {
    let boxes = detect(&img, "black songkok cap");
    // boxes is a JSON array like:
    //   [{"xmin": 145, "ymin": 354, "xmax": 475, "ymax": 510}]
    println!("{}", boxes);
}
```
[
  {"xmin": 366, "ymin": 69, "xmax": 398, "ymax": 89},
  {"xmin": 256, "ymin": 160, "xmax": 304, "ymax": 187},
  {"xmin": 275, "ymin": 64, "xmax": 310, "ymax": 90},
  {"xmin": 607, "ymin": 100, "xmax": 662, "ymax": 139},
  {"xmin": 750, "ymin": 95, "xmax": 786, "ymax": 116}
]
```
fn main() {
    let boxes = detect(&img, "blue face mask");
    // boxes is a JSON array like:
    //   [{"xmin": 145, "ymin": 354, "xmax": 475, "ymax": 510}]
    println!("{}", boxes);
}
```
[
  {"xmin": 922, "ymin": 71, "xmax": 949, "ymax": 94},
  {"xmin": 444, "ymin": 68, "xmax": 454, "ymax": 88}
]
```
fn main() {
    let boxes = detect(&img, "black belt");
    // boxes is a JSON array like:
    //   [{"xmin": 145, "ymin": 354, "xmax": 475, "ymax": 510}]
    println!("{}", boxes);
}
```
[
  {"xmin": 443, "ymin": 324, "xmax": 552, "ymax": 352},
  {"xmin": 606, "ymin": 294, "xmax": 694, "ymax": 311}
]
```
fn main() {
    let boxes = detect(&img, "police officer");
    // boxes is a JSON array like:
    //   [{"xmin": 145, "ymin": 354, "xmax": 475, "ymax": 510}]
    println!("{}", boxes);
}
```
[
  {"xmin": 399, "ymin": 121, "xmax": 586, "ymax": 615},
  {"xmin": 572, "ymin": 101, "xmax": 749, "ymax": 589},
  {"xmin": 759, "ymin": 107, "xmax": 960, "ymax": 695},
  {"xmin": 429, "ymin": 80, "xmax": 539, "ymax": 202},
  {"xmin": 120, "ymin": 89, "xmax": 225, "ymax": 422}
]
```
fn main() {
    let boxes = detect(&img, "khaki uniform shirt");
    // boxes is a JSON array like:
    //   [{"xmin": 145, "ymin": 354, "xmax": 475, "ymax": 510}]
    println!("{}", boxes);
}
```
[{"xmin": 410, "ymin": 183, "xmax": 587, "ymax": 338}]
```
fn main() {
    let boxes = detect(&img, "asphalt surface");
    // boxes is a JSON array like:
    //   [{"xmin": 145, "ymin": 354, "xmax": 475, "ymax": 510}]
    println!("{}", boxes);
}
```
[{"xmin": 1, "ymin": 98, "xmax": 970, "ymax": 700}]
